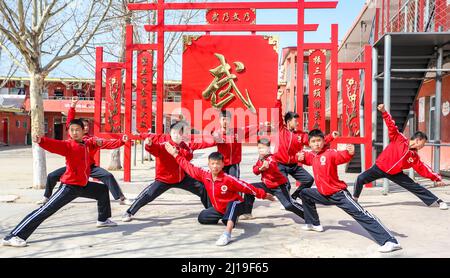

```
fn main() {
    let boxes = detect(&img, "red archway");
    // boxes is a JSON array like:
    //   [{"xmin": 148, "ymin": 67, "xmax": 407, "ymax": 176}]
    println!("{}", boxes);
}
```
[{"xmin": 94, "ymin": 0, "xmax": 373, "ymax": 185}]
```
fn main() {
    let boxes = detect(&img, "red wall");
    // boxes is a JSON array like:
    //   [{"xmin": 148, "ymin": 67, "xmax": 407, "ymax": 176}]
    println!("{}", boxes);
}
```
[
  {"xmin": 0, "ymin": 112, "xmax": 31, "ymax": 145},
  {"xmin": 415, "ymin": 74, "xmax": 450, "ymax": 142}
]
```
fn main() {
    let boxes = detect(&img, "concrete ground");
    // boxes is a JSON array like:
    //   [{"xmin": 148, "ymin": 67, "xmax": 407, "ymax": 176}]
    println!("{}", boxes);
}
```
[{"xmin": 0, "ymin": 145, "xmax": 449, "ymax": 258}]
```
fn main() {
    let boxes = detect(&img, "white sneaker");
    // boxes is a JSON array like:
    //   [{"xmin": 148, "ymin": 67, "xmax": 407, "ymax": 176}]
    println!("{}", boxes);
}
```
[
  {"xmin": 239, "ymin": 213, "xmax": 254, "ymax": 220},
  {"xmin": 378, "ymin": 241, "xmax": 402, "ymax": 253},
  {"xmin": 439, "ymin": 202, "xmax": 448, "ymax": 210},
  {"xmin": 302, "ymin": 224, "xmax": 324, "ymax": 232},
  {"xmin": 2, "ymin": 236, "xmax": 27, "ymax": 247},
  {"xmin": 122, "ymin": 213, "xmax": 133, "ymax": 222},
  {"xmin": 36, "ymin": 197, "xmax": 49, "ymax": 205},
  {"xmin": 96, "ymin": 218, "xmax": 118, "ymax": 228},
  {"xmin": 215, "ymin": 233, "xmax": 231, "ymax": 246},
  {"xmin": 119, "ymin": 198, "xmax": 134, "ymax": 206}
]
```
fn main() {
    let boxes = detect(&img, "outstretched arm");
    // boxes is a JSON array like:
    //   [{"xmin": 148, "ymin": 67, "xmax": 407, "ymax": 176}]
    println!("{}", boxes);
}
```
[
  {"xmin": 275, "ymin": 89, "xmax": 285, "ymax": 130},
  {"xmin": 165, "ymin": 143, "xmax": 207, "ymax": 182},
  {"xmin": 334, "ymin": 145, "xmax": 355, "ymax": 165},
  {"xmin": 378, "ymin": 104, "xmax": 405, "ymax": 142},
  {"xmin": 412, "ymin": 159, "xmax": 442, "ymax": 182},
  {"xmin": 65, "ymin": 96, "xmax": 78, "ymax": 130},
  {"xmin": 35, "ymin": 136, "xmax": 69, "ymax": 157}
]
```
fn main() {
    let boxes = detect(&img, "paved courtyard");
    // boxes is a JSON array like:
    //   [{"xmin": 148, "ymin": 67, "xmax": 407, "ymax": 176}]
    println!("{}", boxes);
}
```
[{"xmin": 0, "ymin": 145, "xmax": 449, "ymax": 258}]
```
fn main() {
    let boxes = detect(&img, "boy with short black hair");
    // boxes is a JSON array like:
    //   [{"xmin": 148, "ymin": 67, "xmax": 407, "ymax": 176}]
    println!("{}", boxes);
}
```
[
  {"xmin": 211, "ymin": 110, "xmax": 269, "ymax": 178},
  {"xmin": 274, "ymin": 90, "xmax": 339, "ymax": 199},
  {"xmin": 353, "ymin": 104, "xmax": 447, "ymax": 210},
  {"xmin": 298, "ymin": 129, "xmax": 401, "ymax": 253},
  {"xmin": 243, "ymin": 138, "xmax": 305, "ymax": 220},
  {"xmin": 165, "ymin": 144, "xmax": 275, "ymax": 246},
  {"xmin": 38, "ymin": 96, "xmax": 132, "ymax": 206},
  {"xmin": 2, "ymin": 119, "xmax": 118, "ymax": 248}
]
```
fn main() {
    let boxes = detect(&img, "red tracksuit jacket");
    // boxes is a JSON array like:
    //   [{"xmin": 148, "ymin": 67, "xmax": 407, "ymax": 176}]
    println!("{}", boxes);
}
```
[
  {"xmin": 302, "ymin": 149, "xmax": 354, "ymax": 196},
  {"xmin": 273, "ymin": 99, "xmax": 334, "ymax": 165},
  {"xmin": 175, "ymin": 155, "xmax": 267, "ymax": 214},
  {"xmin": 375, "ymin": 111, "xmax": 442, "ymax": 181},
  {"xmin": 39, "ymin": 137, "xmax": 97, "ymax": 186},
  {"xmin": 67, "ymin": 107, "xmax": 125, "ymax": 166},
  {"xmin": 253, "ymin": 154, "xmax": 289, "ymax": 188},
  {"xmin": 212, "ymin": 125, "xmax": 260, "ymax": 166},
  {"xmin": 143, "ymin": 134, "xmax": 216, "ymax": 184}
]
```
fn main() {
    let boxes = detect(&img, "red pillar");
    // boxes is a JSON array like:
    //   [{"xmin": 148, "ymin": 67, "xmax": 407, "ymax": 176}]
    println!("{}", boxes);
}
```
[
  {"xmin": 364, "ymin": 45, "xmax": 373, "ymax": 187},
  {"xmin": 123, "ymin": 25, "xmax": 134, "ymax": 182},
  {"xmin": 94, "ymin": 48, "xmax": 103, "ymax": 166},
  {"xmin": 296, "ymin": 0, "xmax": 305, "ymax": 125}
]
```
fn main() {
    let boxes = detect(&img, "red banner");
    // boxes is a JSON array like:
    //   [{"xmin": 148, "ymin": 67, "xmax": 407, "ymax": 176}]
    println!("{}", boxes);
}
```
[
  {"xmin": 342, "ymin": 69, "xmax": 361, "ymax": 137},
  {"xmin": 136, "ymin": 51, "xmax": 153, "ymax": 133},
  {"xmin": 181, "ymin": 35, "xmax": 278, "ymax": 132},
  {"xmin": 104, "ymin": 68, "xmax": 122, "ymax": 133},
  {"xmin": 206, "ymin": 9, "xmax": 256, "ymax": 25},
  {"xmin": 308, "ymin": 49, "xmax": 326, "ymax": 131}
]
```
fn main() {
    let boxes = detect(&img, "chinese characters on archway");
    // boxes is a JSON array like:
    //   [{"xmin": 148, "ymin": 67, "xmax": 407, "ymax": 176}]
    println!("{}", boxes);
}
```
[
  {"xmin": 206, "ymin": 9, "xmax": 256, "ymax": 25},
  {"xmin": 136, "ymin": 51, "xmax": 153, "ymax": 133},
  {"xmin": 308, "ymin": 49, "xmax": 326, "ymax": 131}
]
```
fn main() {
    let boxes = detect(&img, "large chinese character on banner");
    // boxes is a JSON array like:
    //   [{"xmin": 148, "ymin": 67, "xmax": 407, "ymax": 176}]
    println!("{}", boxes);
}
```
[
  {"xmin": 104, "ymin": 68, "xmax": 122, "ymax": 133},
  {"xmin": 182, "ymin": 35, "xmax": 278, "ymax": 130},
  {"xmin": 136, "ymin": 51, "xmax": 153, "ymax": 133},
  {"xmin": 342, "ymin": 70, "xmax": 361, "ymax": 137},
  {"xmin": 308, "ymin": 49, "xmax": 326, "ymax": 131}
]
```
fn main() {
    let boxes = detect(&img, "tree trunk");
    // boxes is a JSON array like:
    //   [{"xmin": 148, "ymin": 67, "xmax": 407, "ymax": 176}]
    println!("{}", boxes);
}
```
[
  {"xmin": 108, "ymin": 148, "xmax": 122, "ymax": 170},
  {"xmin": 30, "ymin": 72, "xmax": 47, "ymax": 189}
]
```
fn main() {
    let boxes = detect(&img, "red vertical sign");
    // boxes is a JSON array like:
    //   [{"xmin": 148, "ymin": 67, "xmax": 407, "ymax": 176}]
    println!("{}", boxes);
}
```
[
  {"xmin": 308, "ymin": 49, "xmax": 326, "ymax": 131},
  {"xmin": 136, "ymin": 51, "xmax": 153, "ymax": 133},
  {"xmin": 342, "ymin": 69, "xmax": 361, "ymax": 137},
  {"xmin": 104, "ymin": 68, "xmax": 122, "ymax": 133}
]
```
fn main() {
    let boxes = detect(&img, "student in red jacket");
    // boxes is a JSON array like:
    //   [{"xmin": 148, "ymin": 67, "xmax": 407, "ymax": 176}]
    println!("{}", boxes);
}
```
[
  {"xmin": 122, "ymin": 121, "xmax": 215, "ymax": 222},
  {"xmin": 353, "ymin": 104, "xmax": 447, "ymax": 210},
  {"xmin": 164, "ymin": 143, "xmax": 275, "ymax": 246},
  {"xmin": 298, "ymin": 129, "xmax": 401, "ymax": 253},
  {"xmin": 274, "ymin": 90, "xmax": 338, "ymax": 199},
  {"xmin": 243, "ymin": 138, "xmax": 304, "ymax": 220},
  {"xmin": 39, "ymin": 96, "xmax": 133, "ymax": 206},
  {"xmin": 211, "ymin": 110, "xmax": 270, "ymax": 178},
  {"xmin": 2, "ymin": 119, "xmax": 118, "ymax": 248}
]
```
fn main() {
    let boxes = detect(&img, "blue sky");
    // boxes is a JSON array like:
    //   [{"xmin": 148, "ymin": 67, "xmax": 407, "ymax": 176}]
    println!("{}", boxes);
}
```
[{"xmin": 0, "ymin": 0, "xmax": 367, "ymax": 80}]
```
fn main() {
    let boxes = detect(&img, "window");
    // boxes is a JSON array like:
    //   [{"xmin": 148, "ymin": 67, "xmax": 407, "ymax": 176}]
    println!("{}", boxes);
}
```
[
  {"xmin": 429, "ymin": 96, "xmax": 436, "ymax": 140},
  {"xmin": 54, "ymin": 90, "xmax": 64, "ymax": 99},
  {"xmin": 44, "ymin": 119, "xmax": 48, "ymax": 134},
  {"xmin": 16, "ymin": 120, "xmax": 20, "ymax": 128},
  {"xmin": 23, "ymin": 122, "xmax": 27, "ymax": 129},
  {"xmin": 286, "ymin": 59, "xmax": 291, "ymax": 82}
]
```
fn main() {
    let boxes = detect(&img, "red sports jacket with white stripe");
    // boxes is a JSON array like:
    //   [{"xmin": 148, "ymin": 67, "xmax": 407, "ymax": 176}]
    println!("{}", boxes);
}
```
[
  {"xmin": 273, "ymin": 99, "xmax": 334, "ymax": 165},
  {"xmin": 175, "ymin": 155, "xmax": 267, "ymax": 214},
  {"xmin": 212, "ymin": 124, "xmax": 263, "ymax": 166},
  {"xmin": 142, "ymin": 134, "xmax": 216, "ymax": 184},
  {"xmin": 302, "ymin": 148, "xmax": 354, "ymax": 196},
  {"xmin": 67, "ymin": 107, "xmax": 125, "ymax": 166},
  {"xmin": 375, "ymin": 111, "xmax": 442, "ymax": 181},
  {"xmin": 253, "ymin": 154, "xmax": 288, "ymax": 188},
  {"xmin": 39, "ymin": 137, "xmax": 98, "ymax": 186}
]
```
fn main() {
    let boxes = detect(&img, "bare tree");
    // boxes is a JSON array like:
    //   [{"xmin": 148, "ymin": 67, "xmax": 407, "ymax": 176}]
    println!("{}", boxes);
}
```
[
  {"xmin": 0, "ymin": 17, "xmax": 20, "ymax": 89},
  {"xmin": 0, "ymin": 0, "xmax": 112, "ymax": 188}
]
